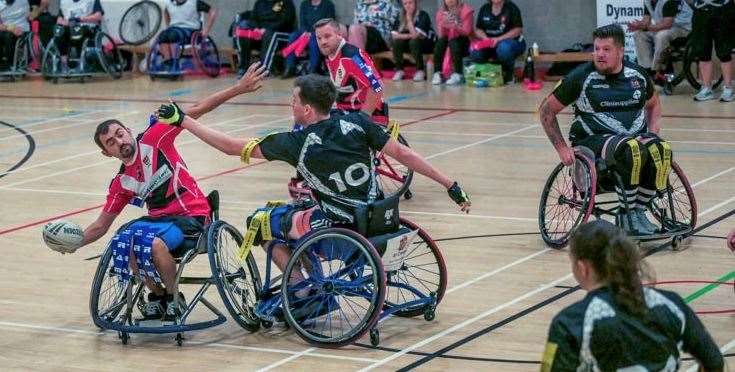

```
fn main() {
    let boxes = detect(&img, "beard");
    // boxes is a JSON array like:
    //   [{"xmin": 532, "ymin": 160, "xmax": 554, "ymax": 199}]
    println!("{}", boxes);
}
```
[{"xmin": 120, "ymin": 143, "xmax": 135, "ymax": 159}]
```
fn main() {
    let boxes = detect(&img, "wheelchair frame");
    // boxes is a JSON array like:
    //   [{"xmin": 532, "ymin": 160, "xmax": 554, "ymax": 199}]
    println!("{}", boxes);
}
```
[
  {"xmin": 0, "ymin": 32, "xmax": 33, "ymax": 81},
  {"xmin": 89, "ymin": 191, "xmax": 258, "ymax": 346},
  {"xmin": 661, "ymin": 37, "xmax": 731, "ymax": 95},
  {"xmin": 538, "ymin": 148, "xmax": 697, "ymax": 249},
  {"xmin": 233, "ymin": 216, "xmax": 446, "ymax": 347},
  {"xmin": 147, "ymin": 29, "xmax": 221, "ymax": 80},
  {"xmin": 41, "ymin": 25, "xmax": 123, "ymax": 83}
]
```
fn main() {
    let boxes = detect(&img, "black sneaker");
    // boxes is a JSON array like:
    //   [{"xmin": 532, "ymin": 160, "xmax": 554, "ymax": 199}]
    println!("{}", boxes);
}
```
[
  {"xmin": 164, "ymin": 292, "xmax": 186, "ymax": 320},
  {"xmin": 141, "ymin": 292, "xmax": 165, "ymax": 319}
]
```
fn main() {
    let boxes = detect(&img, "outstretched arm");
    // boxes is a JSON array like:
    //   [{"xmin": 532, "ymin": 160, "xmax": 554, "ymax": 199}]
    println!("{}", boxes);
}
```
[
  {"xmin": 180, "ymin": 115, "xmax": 263, "ymax": 158},
  {"xmin": 186, "ymin": 62, "xmax": 267, "ymax": 119},
  {"xmin": 382, "ymin": 138, "xmax": 470, "ymax": 213},
  {"xmin": 82, "ymin": 211, "xmax": 117, "ymax": 246}
]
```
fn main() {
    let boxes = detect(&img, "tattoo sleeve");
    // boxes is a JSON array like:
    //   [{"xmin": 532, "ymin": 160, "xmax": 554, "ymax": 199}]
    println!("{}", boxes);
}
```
[{"xmin": 539, "ymin": 97, "xmax": 567, "ymax": 150}]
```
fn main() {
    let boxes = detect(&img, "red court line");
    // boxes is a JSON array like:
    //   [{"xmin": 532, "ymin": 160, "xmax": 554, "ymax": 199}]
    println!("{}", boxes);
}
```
[
  {"xmin": 0, "ymin": 110, "xmax": 456, "ymax": 237},
  {"xmin": 1, "ymin": 93, "xmax": 734, "ymax": 120}
]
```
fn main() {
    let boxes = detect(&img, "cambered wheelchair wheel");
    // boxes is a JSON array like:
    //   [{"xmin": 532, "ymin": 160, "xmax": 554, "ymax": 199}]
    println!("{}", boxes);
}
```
[
  {"xmin": 12, "ymin": 34, "xmax": 30, "ymax": 72},
  {"xmin": 539, "ymin": 152, "xmax": 597, "ymax": 249},
  {"xmin": 376, "ymin": 133, "xmax": 414, "ymax": 199},
  {"xmin": 208, "ymin": 220, "xmax": 262, "ymax": 332},
  {"xmin": 41, "ymin": 40, "xmax": 61, "ymax": 81},
  {"xmin": 119, "ymin": 0, "xmax": 162, "ymax": 46},
  {"xmin": 683, "ymin": 44, "xmax": 724, "ymax": 91},
  {"xmin": 191, "ymin": 32, "xmax": 220, "ymax": 78},
  {"xmin": 650, "ymin": 161, "xmax": 697, "ymax": 230},
  {"xmin": 281, "ymin": 228, "xmax": 386, "ymax": 347},
  {"xmin": 383, "ymin": 218, "xmax": 447, "ymax": 318},
  {"xmin": 95, "ymin": 32, "xmax": 124, "ymax": 79},
  {"xmin": 89, "ymin": 245, "xmax": 132, "ymax": 329}
]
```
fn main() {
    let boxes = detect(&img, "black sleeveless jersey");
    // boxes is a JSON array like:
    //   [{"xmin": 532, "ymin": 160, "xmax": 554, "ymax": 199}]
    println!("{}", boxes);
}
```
[
  {"xmin": 552, "ymin": 60, "xmax": 654, "ymax": 143},
  {"xmin": 257, "ymin": 112, "xmax": 391, "ymax": 223}
]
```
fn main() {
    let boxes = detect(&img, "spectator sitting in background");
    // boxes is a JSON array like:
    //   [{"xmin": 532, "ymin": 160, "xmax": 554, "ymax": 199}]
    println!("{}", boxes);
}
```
[
  {"xmin": 235, "ymin": 0, "xmax": 296, "ymax": 77},
  {"xmin": 432, "ymin": 0, "xmax": 474, "ymax": 85},
  {"xmin": 391, "ymin": 0, "xmax": 436, "ymax": 82},
  {"xmin": 159, "ymin": 0, "xmax": 216, "ymax": 72},
  {"xmin": 281, "ymin": 0, "xmax": 335, "ymax": 78},
  {"xmin": 0, "ymin": 0, "xmax": 29, "ymax": 70},
  {"xmin": 470, "ymin": 0, "xmax": 525, "ymax": 84},
  {"xmin": 348, "ymin": 0, "xmax": 400, "ymax": 54},
  {"xmin": 628, "ymin": 0, "xmax": 692, "ymax": 84}
]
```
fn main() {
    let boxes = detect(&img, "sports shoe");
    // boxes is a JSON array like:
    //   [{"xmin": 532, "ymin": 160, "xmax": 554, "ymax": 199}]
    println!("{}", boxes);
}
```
[
  {"xmin": 720, "ymin": 86, "xmax": 734, "ymax": 102},
  {"xmin": 165, "ymin": 292, "xmax": 186, "ymax": 320},
  {"xmin": 617, "ymin": 210, "xmax": 648, "ymax": 236},
  {"xmin": 693, "ymin": 87, "xmax": 715, "ymax": 102},
  {"xmin": 141, "ymin": 293, "xmax": 165, "ymax": 319},
  {"xmin": 413, "ymin": 70, "xmax": 425, "ymax": 81},
  {"xmin": 392, "ymin": 70, "xmax": 404, "ymax": 81},
  {"xmin": 431, "ymin": 72, "xmax": 442, "ymax": 85},
  {"xmin": 445, "ymin": 72, "xmax": 463, "ymax": 85},
  {"xmin": 633, "ymin": 208, "xmax": 658, "ymax": 234}
]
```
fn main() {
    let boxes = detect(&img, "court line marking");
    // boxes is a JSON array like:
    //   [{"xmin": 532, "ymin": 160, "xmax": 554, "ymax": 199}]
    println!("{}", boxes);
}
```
[
  {"xmin": 0, "ymin": 116, "xmax": 290, "ymax": 188},
  {"xmin": 0, "ymin": 110, "xmax": 138, "ymax": 143},
  {"xmin": 0, "ymin": 109, "xmax": 119, "ymax": 134},
  {"xmin": 683, "ymin": 338, "xmax": 735, "ymax": 372},
  {"xmin": 358, "ymin": 274, "xmax": 574, "ymax": 371},
  {"xmin": 0, "ymin": 114, "xmax": 260, "ymax": 177},
  {"xmin": 256, "ymin": 347, "xmax": 317, "ymax": 372},
  {"xmin": 691, "ymin": 167, "xmax": 735, "ymax": 188},
  {"xmin": 0, "ymin": 321, "xmax": 380, "ymax": 364}
]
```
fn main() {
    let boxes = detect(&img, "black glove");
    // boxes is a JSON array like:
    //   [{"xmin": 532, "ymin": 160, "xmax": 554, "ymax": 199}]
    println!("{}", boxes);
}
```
[
  {"xmin": 157, "ymin": 101, "xmax": 186, "ymax": 127},
  {"xmin": 447, "ymin": 182, "xmax": 470, "ymax": 205}
]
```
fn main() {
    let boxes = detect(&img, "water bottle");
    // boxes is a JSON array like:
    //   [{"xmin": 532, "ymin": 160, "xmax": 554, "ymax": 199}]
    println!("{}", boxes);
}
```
[{"xmin": 532, "ymin": 42, "xmax": 539, "ymax": 58}]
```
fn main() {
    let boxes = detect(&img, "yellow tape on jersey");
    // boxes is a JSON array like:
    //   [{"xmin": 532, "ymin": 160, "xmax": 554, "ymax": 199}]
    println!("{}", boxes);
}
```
[
  {"xmin": 541, "ymin": 342, "xmax": 558, "ymax": 372},
  {"xmin": 626, "ymin": 139, "xmax": 641, "ymax": 186},
  {"xmin": 387, "ymin": 119, "xmax": 401, "ymax": 140}
]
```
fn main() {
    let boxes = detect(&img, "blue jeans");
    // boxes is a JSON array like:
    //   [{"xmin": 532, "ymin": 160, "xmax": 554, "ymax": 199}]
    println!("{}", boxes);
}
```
[
  {"xmin": 284, "ymin": 30, "xmax": 321, "ymax": 73},
  {"xmin": 469, "ymin": 38, "xmax": 526, "ymax": 75}
]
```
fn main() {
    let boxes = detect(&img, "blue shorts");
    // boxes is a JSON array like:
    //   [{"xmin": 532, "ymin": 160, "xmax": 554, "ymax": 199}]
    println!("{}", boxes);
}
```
[{"xmin": 126, "ymin": 221, "xmax": 184, "ymax": 252}]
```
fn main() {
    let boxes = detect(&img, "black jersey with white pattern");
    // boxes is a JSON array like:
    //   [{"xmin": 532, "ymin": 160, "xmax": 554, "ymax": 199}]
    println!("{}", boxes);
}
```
[
  {"xmin": 257, "ymin": 112, "xmax": 391, "ymax": 223},
  {"xmin": 552, "ymin": 60, "xmax": 654, "ymax": 143}
]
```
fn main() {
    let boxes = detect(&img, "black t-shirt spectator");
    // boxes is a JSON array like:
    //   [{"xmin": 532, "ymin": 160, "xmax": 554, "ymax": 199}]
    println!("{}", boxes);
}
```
[
  {"xmin": 299, "ymin": 0, "xmax": 335, "ymax": 32},
  {"xmin": 195, "ymin": 0, "xmax": 211, "ymax": 13},
  {"xmin": 475, "ymin": 0, "xmax": 523, "ymax": 38},
  {"xmin": 252, "ymin": 0, "xmax": 296, "ymax": 32},
  {"xmin": 395, "ymin": 9, "xmax": 435, "ymax": 40},
  {"xmin": 643, "ymin": 0, "xmax": 681, "ymax": 17}
]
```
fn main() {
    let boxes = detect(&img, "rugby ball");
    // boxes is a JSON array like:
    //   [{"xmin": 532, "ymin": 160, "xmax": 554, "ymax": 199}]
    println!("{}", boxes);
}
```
[{"xmin": 42, "ymin": 220, "xmax": 84, "ymax": 253}]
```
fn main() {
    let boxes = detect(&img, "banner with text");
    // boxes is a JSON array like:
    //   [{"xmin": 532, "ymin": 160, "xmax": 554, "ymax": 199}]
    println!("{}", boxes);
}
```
[{"xmin": 596, "ymin": 0, "xmax": 645, "ymax": 61}]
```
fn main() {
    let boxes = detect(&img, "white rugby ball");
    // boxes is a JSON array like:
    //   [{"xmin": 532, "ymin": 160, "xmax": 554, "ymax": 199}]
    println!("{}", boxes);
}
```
[{"xmin": 43, "ymin": 220, "xmax": 84, "ymax": 253}]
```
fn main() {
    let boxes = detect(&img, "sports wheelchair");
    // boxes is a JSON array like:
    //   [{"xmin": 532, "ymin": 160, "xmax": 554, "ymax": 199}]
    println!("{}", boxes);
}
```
[
  {"xmin": 659, "ymin": 37, "xmax": 730, "ymax": 95},
  {"xmin": 538, "ymin": 147, "xmax": 697, "ymax": 249},
  {"xmin": 227, "ymin": 196, "xmax": 446, "ymax": 347},
  {"xmin": 289, "ymin": 119, "xmax": 415, "ymax": 201},
  {"xmin": 41, "ymin": 23, "xmax": 123, "ymax": 83},
  {"xmin": 147, "ymin": 29, "xmax": 220, "ymax": 80},
  {"xmin": 0, "ymin": 31, "xmax": 34, "ymax": 81},
  {"xmin": 89, "ymin": 191, "xmax": 260, "ymax": 346}
]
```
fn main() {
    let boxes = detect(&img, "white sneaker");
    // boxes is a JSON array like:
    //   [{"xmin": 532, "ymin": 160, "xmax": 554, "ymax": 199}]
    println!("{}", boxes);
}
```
[
  {"xmin": 720, "ymin": 86, "xmax": 734, "ymax": 102},
  {"xmin": 431, "ymin": 72, "xmax": 442, "ymax": 85},
  {"xmin": 693, "ymin": 87, "xmax": 715, "ymax": 102},
  {"xmin": 413, "ymin": 70, "xmax": 425, "ymax": 81},
  {"xmin": 392, "ymin": 70, "xmax": 404, "ymax": 82},
  {"xmin": 445, "ymin": 73, "xmax": 463, "ymax": 85}
]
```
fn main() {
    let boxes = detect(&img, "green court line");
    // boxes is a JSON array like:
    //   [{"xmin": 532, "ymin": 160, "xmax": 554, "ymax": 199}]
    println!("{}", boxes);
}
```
[{"xmin": 684, "ymin": 271, "xmax": 735, "ymax": 304}]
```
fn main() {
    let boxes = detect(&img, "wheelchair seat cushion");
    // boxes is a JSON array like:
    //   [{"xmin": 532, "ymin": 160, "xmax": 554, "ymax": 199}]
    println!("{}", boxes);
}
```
[{"xmin": 118, "ymin": 215, "xmax": 206, "ymax": 258}]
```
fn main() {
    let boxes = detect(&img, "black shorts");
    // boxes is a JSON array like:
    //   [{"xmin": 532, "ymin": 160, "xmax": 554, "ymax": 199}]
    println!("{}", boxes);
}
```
[
  {"xmin": 690, "ymin": 4, "xmax": 735, "ymax": 62},
  {"xmin": 572, "ymin": 134, "xmax": 613, "ymax": 158},
  {"xmin": 157, "ymin": 26, "xmax": 195, "ymax": 45},
  {"xmin": 365, "ymin": 25, "xmax": 389, "ymax": 54}
]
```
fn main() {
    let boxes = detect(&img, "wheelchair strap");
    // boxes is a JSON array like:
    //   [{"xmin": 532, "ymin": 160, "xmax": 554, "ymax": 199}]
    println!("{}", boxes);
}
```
[
  {"xmin": 111, "ymin": 226, "xmax": 162, "ymax": 285},
  {"xmin": 237, "ymin": 200, "xmax": 287, "ymax": 266},
  {"xmin": 626, "ymin": 139, "xmax": 642, "ymax": 186}
]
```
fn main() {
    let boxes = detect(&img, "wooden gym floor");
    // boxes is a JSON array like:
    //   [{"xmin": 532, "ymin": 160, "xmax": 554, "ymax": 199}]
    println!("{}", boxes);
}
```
[{"xmin": 0, "ymin": 74, "xmax": 732, "ymax": 371}]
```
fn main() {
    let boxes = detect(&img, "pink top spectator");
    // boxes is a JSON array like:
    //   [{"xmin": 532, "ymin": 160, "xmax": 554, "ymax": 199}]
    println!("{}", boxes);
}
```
[{"xmin": 435, "ymin": 3, "xmax": 474, "ymax": 39}]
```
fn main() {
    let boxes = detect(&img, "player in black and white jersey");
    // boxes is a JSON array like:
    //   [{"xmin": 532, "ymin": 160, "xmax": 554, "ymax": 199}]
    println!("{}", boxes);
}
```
[
  {"xmin": 541, "ymin": 220, "xmax": 723, "ymax": 371},
  {"xmin": 539, "ymin": 24, "xmax": 668, "ymax": 236},
  {"xmin": 156, "ymin": 72, "xmax": 470, "ymax": 279}
]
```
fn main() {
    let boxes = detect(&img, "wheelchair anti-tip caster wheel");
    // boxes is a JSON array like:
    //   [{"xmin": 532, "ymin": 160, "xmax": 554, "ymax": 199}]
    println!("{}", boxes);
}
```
[
  {"xmin": 370, "ymin": 328, "xmax": 380, "ymax": 347},
  {"xmin": 671, "ymin": 235, "xmax": 683, "ymax": 251},
  {"xmin": 424, "ymin": 307, "xmax": 436, "ymax": 321},
  {"xmin": 119, "ymin": 331, "xmax": 129, "ymax": 345},
  {"xmin": 261, "ymin": 320, "xmax": 273, "ymax": 329},
  {"xmin": 404, "ymin": 189, "xmax": 413, "ymax": 200},
  {"xmin": 176, "ymin": 333, "xmax": 183, "ymax": 346}
]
